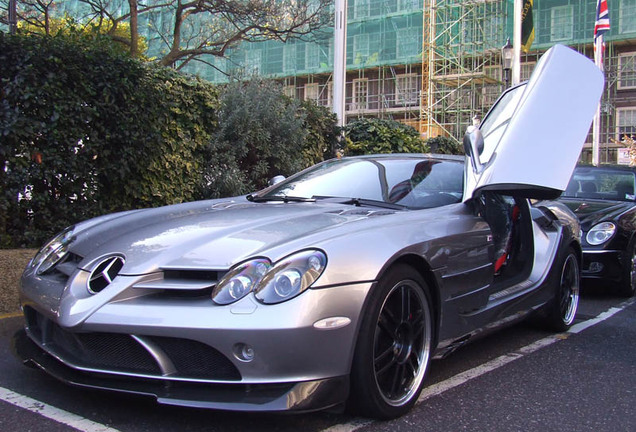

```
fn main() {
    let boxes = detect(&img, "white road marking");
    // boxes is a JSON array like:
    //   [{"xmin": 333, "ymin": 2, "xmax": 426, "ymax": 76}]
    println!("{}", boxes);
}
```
[
  {"xmin": 0, "ymin": 386, "xmax": 120, "ymax": 432},
  {"xmin": 319, "ymin": 298, "xmax": 635, "ymax": 432}
]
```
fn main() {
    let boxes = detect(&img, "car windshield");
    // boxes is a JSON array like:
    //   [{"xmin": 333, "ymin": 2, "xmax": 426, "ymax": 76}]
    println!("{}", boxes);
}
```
[
  {"xmin": 255, "ymin": 157, "xmax": 465, "ymax": 210},
  {"xmin": 562, "ymin": 167, "xmax": 636, "ymax": 202}
]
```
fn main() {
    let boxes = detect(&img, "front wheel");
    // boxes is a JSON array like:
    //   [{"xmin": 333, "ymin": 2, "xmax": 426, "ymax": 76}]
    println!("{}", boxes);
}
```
[
  {"xmin": 348, "ymin": 265, "xmax": 433, "ymax": 419},
  {"xmin": 544, "ymin": 247, "xmax": 580, "ymax": 332}
]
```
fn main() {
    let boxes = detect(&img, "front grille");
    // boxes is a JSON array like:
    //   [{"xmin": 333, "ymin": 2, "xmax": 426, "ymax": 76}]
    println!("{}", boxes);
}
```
[
  {"xmin": 50, "ymin": 328, "xmax": 161, "ymax": 374},
  {"xmin": 25, "ymin": 308, "xmax": 160, "ymax": 374},
  {"xmin": 24, "ymin": 307, "xmax": 241, "ymax": 381},
  {"xmin": 149, "ymin": 336, "xmax": 241, "ymax": 380}
]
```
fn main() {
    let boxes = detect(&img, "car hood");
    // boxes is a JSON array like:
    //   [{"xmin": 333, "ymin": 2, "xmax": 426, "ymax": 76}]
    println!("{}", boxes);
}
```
[
  {"xmin": 559, "ymin": 198, "xmax": 633, "ymax": 230},
  {"xmin": 70, "ymin": 198, "xmax": 397, "ymax": 275}
]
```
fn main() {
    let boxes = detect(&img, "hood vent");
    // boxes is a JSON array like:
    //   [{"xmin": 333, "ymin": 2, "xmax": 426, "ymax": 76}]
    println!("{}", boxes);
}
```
[
  {"xmin": 330, "ymin": 209, "xmax": 396, "ymax": 217},
  {"xmin": 88, "ymin": 256, "xmax": 125, "ymax": 294}
]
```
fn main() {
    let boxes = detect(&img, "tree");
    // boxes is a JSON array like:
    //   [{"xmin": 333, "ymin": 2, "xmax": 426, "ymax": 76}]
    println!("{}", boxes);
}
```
[
  {"xmin": 204, "ymin": 78, "xmax": 307, "ymax": 197},
  {"xmin": 202, "ymin": 78, "xmax": 338, "ymax": 198},
  {"xmin": 1, "ymin": 0, "xmax": 331, "ymax": 70},
  {"xmin": 299, "ymin": 99, "xmax": 340, "ymax": 167},
  {"xmin": 343, "ymin": 118, "xmax": 429, "ymax": 156},
  {"xmin": 0, "ymin": 0, "xmax": 55, "ymax": 34}
]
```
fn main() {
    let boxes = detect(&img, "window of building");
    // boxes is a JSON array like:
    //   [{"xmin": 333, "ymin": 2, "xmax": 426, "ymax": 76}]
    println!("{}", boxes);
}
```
[
  {"xmin": 246, "ymin": 49, "xmax": 262, "ymax": 74},
  {"xmin": 461, "ymin": 18, "xmax": 473, "ymax": 44},
  {"xmin": 353, "ymin": 34, "xmax": 370, "ymax": 58},
  {"xmin": 283, "ymin": 44, "xmax": 296, "ymax": 74},
  {"xmin": 483, "ymin": 15, "xmax": 503, "ymax": 49},
  {"xmin": 618, "ymin": 53, "xmax": 636, "ymax": 89},
  {"xmin": 284, "ymin": 85, "xmax": 296, "ymax": 98},
  {"xmin": 620, "ymin": 0, "xmax": 636, "ymax": 33},
  {"xmin": 321, "ymin": 82, "xmax": 333, "ymax": 107},
  {"xmin": 397, "ymin": 28, "xmax": 420, "ymax": 58},
  {"xmin": 398, "ymin": 0, "xmax": 420, "ymax": 12},
  {"xmin": 353, "ymin": 78, "xmax": 369, "ymax": 110},
  {"xmin": 521, "ymin": 61, "xmax": 536, "ymax": 81},
  {"xmin": 616, "ymin": 107, "xmax": 636, "ymax": 140},
  {"xmin": 395, "ymin": 74, "xmax": 419, "ymax": 105},
  {"xmin": 550, "ymin": 5, "xmax": 573, "ymax": 41},
  {"xmin": 213, "ymin": 57, "xmax": 228, "ymax": 82},
  {"xmin": 304, "ymin": 83, "xmax": 319, "ymax": 102},
  {"xmin": 484, "ymin": 65, "xmax": 502, "ymax": 81},
  {"xmin": 305, "ymin": 43, "xmax": 320, "ymax": 70},
  {"xmin": 354, "ymin": 0, "xmax": 370, "ymax": 19},
  {"xmin": 482, "ymin": 66, "xmax": 502, "ymax": 107}
]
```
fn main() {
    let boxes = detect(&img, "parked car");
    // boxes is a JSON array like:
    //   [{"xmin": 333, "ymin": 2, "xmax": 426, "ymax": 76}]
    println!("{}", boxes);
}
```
[
  {"xmin": 559, "ymin": 164, "xmax": 636, "ymax": 297},
  {"xmin": 13, "ymin": 45, "xmax": 604, "ymax": 419}
]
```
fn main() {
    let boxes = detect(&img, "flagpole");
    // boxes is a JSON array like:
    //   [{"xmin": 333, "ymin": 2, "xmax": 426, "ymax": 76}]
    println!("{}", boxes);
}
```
[
  {"xmin": 512, "ymin": 0, "xmax": 522, "ymax": 85},
  {"xmin": 592, "ymin": 0, "xmax": 610, "ymax": 166},
  {"xmin": 333, "ymin": 0, "xmax": 347, "ymax": 129},
  {"xmin": 592, "ymin": 35, "xmax": 603, "ymax": 166}
]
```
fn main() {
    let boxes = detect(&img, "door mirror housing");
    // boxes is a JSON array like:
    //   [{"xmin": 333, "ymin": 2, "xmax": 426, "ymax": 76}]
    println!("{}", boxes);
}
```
[
  {"xmin": 463, "ymin": 125, "xmax": 485, "ymax": 174},
  {"xmin": 268, "ymin": 175, "xmax": 286, "ymax": 186}
]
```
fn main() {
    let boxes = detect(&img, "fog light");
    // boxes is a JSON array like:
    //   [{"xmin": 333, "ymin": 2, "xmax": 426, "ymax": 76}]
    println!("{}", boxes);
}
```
[
  {"xmin": 233, "ymin": 343, "xmax": 255, "ymax": 362},
  {"xmin": 588, "ymin": 262, "xmax": 603, "ymax": 273}
]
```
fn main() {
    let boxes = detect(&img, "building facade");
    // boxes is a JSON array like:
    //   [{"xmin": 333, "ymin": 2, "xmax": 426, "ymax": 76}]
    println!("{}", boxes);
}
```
[
  {"xmin": 218, "ymin": 0, "xmax": 636, "ymax": 163},
  {"xmin": 6, "ymin": 0, "xmax": 636, "ymax": 163}
]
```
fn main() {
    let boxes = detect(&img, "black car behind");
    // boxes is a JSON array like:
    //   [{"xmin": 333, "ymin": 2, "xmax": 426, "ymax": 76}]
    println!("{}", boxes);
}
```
[{"xmin": 560, "ymin": 164, "xmax": 636, "ymax": 297}]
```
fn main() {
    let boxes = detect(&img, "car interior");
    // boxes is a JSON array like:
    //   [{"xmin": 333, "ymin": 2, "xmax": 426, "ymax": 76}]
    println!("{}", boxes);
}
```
[{"xmin": 474, "ymin": 192, "xmax": 534, "ymax": 284}]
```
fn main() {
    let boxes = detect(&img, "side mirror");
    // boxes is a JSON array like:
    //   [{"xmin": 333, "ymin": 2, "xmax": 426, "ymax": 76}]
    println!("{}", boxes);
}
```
[
  {"xmin": 268, "ymin": 175, "xmax": 286, "ymax": 186},
  {"xmin": 463, "ymin": 125, "xmax": 485, "ymax": 174}
]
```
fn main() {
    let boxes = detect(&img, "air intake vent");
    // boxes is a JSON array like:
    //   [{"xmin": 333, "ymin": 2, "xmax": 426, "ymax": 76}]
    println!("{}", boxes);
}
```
[{"xmin": 88, "ymin": 256, "xmax": 125, "ymax": 293}]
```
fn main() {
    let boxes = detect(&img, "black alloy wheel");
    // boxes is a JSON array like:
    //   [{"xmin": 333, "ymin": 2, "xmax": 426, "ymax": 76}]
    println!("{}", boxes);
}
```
[
  {"xmin": 349, "ymin": 265, "xmax": 433, "ymax": 419},
  {"xmin": 545, "ymin": 247, "xmax": 580, "ymax": 332}
]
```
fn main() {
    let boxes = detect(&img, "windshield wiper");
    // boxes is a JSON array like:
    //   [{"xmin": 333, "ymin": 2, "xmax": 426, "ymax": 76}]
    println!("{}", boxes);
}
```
[
  {"xmin": 315, "ymin": 196, "xmax": 406, "ymax": 210},
  {"xmin": 247, "ymin": 194, "xmax": 315, "ymax": 203}
]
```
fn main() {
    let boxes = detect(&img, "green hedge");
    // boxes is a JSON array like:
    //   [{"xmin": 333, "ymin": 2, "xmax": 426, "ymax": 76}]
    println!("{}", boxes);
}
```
[
  {"xmin": 343, "ymin": 117, "xmax": 428, "ymax": 155},
  {"xmin": 0, "ymin": 32, "xmax": 219, "ymax": 247}
]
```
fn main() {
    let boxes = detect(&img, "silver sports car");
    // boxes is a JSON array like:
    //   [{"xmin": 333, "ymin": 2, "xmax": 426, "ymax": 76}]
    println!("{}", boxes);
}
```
[{"xmin": 14, "ymin": 45, "xmax": 604, "ymax": 419}]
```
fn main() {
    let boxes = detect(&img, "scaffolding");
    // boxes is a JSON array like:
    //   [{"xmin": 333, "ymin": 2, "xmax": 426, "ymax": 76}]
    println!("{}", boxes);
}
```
[
  {"xmin": 421, "ymin": 0, "xmax": 508, "ymax": 139},
  {"xmin": 18, "ymin": 0, "xmax": 636, "ymax": 160},
  {"xmin": 162, "ymin": 0, "xmax": 636, "ymax": 161}
]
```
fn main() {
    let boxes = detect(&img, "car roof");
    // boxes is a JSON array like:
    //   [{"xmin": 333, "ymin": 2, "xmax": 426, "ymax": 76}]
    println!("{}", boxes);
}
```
[
  {"xmin": 575, "ymin": 164, "xmax": 636, "ymax": 173},
  {"xmin": 340, "ymin": 153, "xmax": 464, "ymax": 163}
]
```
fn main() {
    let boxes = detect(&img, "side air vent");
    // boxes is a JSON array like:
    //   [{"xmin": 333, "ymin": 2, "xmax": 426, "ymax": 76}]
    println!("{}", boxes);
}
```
[{"xmin": 88, "ymin": 256, "xmax": 125, "ymax": 294}]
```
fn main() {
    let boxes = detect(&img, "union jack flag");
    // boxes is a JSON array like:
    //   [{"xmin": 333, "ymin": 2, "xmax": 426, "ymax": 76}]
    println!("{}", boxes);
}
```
[{"xmin": 594, "ymin": 0, "xmax": 610, "ymax": 44}]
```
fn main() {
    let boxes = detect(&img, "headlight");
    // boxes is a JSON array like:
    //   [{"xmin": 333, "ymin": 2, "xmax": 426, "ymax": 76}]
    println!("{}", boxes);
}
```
[
  {"xmin": 31, "ymin": 226, "xmax": 75, "ymax": 275},
  {"xmin": 212, "ymin": 258, "xmax": 271, "ymax": 305},
  {"xmin": 212, "ymin": 250, "xmax": 327, "ymax": 305},
  {"xmin": 586, "ymin": 222, "xmax": 616, "ymax": 245},
  {"xmin": 255, "ymin": 250, "xmax": 327, "ymax": 304}
]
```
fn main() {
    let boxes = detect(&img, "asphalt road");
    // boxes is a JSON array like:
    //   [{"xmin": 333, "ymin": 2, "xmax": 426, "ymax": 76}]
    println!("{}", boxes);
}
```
[{"xmin": 0, "ymin": 287, "xmax": 634, "ymax": 432}]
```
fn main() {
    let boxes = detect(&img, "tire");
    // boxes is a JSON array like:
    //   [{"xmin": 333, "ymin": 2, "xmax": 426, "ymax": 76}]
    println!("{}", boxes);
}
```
[
  {"xmin": 348, "ymin": 265, "xmax": 433, "ymax": 419},
  {"xmin": 544, "ymin": 247, "xmax": 580, "ymax": 332},
  {"xmin": 618, "ymin": 243, "xmax": 636, "ymax": 298}
]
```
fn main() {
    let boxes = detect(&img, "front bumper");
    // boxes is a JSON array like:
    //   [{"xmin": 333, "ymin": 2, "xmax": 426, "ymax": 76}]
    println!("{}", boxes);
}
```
[
  {"xmin": 581, "ymin": 249, "xmax": 623, "ymax": 283},
  {"xmin": 17, "ymin": 278, "xmax": 373, "ymax": 412},
  {"xmin": 13, "ymin": 328, "xmax": 347, "ymax": 412}
]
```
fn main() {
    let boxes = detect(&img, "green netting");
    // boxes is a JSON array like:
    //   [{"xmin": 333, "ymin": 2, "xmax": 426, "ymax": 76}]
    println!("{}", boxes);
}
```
[{"xmin": 4, "ymin": 0, "xmax": 635, "ymax": 83}]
